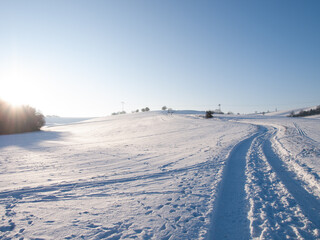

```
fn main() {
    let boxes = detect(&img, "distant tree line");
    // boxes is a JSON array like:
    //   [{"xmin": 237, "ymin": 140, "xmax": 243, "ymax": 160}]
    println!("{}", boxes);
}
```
[
  {"xmin": 112, "ymin": 111, "xmax": 126, "ymax": 115},
  {"xmin": 0, "ymin": 99, "xmax": 45, "ymax": 135},
  {"xmin": 112, "ymin": 107, "xmax": 151, "ymax": 115},
  {"xmin": 289, "ymin": 105, "xmax": 320, "ymax": 117}
]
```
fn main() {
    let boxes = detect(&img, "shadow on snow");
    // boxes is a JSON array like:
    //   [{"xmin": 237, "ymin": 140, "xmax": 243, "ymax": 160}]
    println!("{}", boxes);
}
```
[{"xmin": 0, "ymin": 130, "xmax": 65, "ymax": 150}]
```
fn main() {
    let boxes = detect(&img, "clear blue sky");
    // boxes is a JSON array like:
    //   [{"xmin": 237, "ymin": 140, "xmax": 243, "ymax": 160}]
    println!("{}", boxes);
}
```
[{"xmin": 1, "ymin": 0, "xmax": 319, "ymax": 116}]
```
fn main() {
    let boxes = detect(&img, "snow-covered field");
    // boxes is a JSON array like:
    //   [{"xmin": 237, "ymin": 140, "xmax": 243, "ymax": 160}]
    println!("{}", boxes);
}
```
[{"xmin": 0, "ymin": 111, "xmax": 319, "ymax": 239}]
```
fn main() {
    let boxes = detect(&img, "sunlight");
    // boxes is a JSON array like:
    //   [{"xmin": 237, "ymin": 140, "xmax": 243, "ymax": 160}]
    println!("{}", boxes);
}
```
[
  {"xmin": 2, "ymin": 83, "xmax": 27, "ymax": 106},
  {"xmin": 1, "ymin": 63, "xmax": 41, "ymax": 107}
]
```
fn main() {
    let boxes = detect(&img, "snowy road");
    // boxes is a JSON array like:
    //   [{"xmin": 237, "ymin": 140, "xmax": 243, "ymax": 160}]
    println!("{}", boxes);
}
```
[
  {"xmin": 0, "ymin": 112, "xmax": 319, "ymax": 239},
  {"xmin": 209, "ymin": 122, "xmax": 320, "ymax": 239}
]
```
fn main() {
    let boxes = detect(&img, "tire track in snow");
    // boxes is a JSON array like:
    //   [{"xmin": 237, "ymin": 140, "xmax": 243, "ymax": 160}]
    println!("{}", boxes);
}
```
[
  {"xmin": 293, "ymin": 122, "xmax": 306, "ymax": 137},
  {"xmin": 209, "ymin": 124, "xmax": 320, "ymax": 239},
  {"xmin": 262, "ymin": 133, "xmax": 320, "ymax": 229},
  {"xmin": 246, "ymin": 132, "xmax": 318, "ymax": 239},
  {"xmin": 208, "ymin": 129, "xmax": 263, "ymax": 239},
  {"xmin": 292, "ymin": 121, "xmax": 318, "ymax": 144}
]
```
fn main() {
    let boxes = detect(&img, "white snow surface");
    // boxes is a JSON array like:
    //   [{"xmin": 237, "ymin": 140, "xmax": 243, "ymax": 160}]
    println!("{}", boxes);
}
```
[{"xmin": 0, "ymin": 111, "xmax": 319, "ymax": 239}]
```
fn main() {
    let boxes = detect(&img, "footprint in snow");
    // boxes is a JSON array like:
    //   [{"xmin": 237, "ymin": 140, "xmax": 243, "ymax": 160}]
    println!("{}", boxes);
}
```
[
  {"xmin": 87, "ymin": 223, "xmax": 100, "ymax": 228},
  {"xmin": 134, "ymin": 229, "xmax": 143, "ymax": 233},
  {"xmin": 159, "ymin": 224, "xmax": 166, "ymax": 231},
  {"xmin": 145, "ymin": 210, "xmax": 153, "ymax": 215},
  {"xmin": 156, "ymin": 204, "xmax": 164, "ymax": 210},
  {"xmin": 44, "ymin": 220, "xmax": 55, "ymax": 224},
  {"xmin": 64, "ymin": 234, "xmax": 77, "ymax": 239},
  {"xmin": 192, "ymin": 212, "xmax": 200, "ymax": 217},
  {"xmin": 0, "ymin": 220, "xmax": 16, "ymax": 232}
]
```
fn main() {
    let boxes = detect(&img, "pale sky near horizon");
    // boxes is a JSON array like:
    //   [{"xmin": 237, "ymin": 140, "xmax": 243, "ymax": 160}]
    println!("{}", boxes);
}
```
[{"xmin": 1, "ymin": 0, "xmax": 319, "ymax": 117}]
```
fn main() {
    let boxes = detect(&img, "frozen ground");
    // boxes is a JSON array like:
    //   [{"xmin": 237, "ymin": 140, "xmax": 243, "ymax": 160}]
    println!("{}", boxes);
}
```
[{"xmin": 0, "ymin": 111, "xmax": 319, "ymax": 239}]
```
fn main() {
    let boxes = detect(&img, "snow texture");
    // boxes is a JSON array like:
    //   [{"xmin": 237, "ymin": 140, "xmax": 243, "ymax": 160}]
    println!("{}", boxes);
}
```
[{"xmin": 0, "ymin": 111, "xmax": 319, "ymax": 239}]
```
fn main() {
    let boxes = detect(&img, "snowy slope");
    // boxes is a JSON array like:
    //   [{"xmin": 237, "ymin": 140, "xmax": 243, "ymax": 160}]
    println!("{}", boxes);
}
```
[
  {"xmin": 0, "ymin": 111, "xmax": 319, "ymax": 239},
  {"xmin": 265, "ymin": 105, "xmax": 320, "ymax": 117},
  {"xmin": 45, "ymin": 116, "xmax": 93, "ymax": 127},
  {"xmin": 0, "ymin": 112, "xmax": 254, "ymax": 239}
]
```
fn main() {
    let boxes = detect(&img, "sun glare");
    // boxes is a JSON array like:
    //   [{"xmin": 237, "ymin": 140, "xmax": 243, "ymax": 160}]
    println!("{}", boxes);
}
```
[{"xmin": 1, "ymin": 66, "xmax": 39, "ymax": 107}]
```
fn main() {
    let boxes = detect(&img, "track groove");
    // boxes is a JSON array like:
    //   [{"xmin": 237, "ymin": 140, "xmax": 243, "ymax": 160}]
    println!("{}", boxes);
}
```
[{"xmin": 209, "ymin": 129, "xmax": 263, "ymax": 239}]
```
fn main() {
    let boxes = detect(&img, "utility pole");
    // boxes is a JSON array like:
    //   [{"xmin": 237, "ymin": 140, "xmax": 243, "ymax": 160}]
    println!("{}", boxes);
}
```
[{"xmin": 218, "ymin": 104, "xmax": 221, "ymax": 113}]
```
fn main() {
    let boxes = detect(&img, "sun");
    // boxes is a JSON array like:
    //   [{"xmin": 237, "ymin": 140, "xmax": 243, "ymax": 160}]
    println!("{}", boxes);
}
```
[
  {"xmin": 2, "ymin": 86, "xmax": 27, "ymax": 107},
  {"xmin": 1, "ymin": 65, "xmax": 39, "ymax": 107}
]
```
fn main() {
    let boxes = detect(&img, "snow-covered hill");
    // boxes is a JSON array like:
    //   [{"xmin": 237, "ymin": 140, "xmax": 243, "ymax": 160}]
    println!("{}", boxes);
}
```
[
  {"xmin": 45, "ymin": 116, "xmax": 93, "ymax": 126},
  {"xmin": 266, "ymin": 105, "xmax": 320, "ymax": 118},
  {"xmin": 0, "ymin": 111, "xmax": 319, "ymax": 239}
]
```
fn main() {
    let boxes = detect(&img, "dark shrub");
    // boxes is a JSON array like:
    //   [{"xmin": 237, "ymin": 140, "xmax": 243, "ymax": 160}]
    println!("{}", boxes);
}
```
[
  {"xmin": 0, "ymin": 99, "xmax": 45, "ymax": 135},
  {"xmin": 205, "ymin": 110, "xmax": 214, "ymax": 119},
  {"xmin": 141, "ymin": 107, "xmax": 150, "ymax": 112}
]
